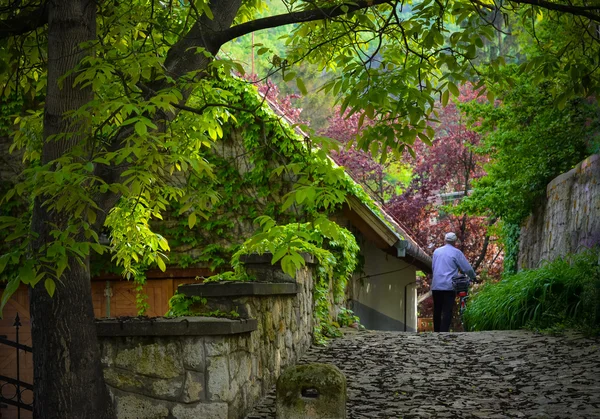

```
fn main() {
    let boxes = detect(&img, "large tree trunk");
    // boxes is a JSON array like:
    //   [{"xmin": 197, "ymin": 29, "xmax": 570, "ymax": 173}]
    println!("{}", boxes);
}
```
[{"xmin": 29, "ymin": 1, "xmax": 115, "ymax": 417}]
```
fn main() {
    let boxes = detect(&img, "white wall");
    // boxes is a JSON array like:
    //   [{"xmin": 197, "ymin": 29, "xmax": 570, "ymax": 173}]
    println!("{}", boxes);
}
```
[{"xmin": 350, "ymin": 242, "xmax": 417, "ymax": 331}]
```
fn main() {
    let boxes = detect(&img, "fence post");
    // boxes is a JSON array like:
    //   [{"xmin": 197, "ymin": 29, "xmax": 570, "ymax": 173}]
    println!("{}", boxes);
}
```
[{"xmin": 14, "ymin": 313, "xmax": 21, "ymax": 419}]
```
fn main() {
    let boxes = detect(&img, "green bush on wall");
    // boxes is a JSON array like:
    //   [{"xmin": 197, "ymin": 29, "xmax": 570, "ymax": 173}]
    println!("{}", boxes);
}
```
[{"xmin": 464, "ymin": 248, "xmax": 600, "ymax": 333}]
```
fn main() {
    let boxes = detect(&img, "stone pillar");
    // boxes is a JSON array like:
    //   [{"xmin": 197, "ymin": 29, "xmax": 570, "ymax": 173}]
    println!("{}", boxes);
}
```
[{"xmin": 276, "ymin": 363, "xmax": 346, "ymax": 419}]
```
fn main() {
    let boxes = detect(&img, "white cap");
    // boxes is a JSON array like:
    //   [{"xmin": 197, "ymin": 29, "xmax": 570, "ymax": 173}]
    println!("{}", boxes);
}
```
[{"xmin": 445, "ymin": 232, "xmax": 458, "ymax": 242}]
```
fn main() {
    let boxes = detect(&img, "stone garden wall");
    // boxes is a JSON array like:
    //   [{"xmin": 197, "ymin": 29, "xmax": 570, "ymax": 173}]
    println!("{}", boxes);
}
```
[
  {"xmin": 97, "ymin": 258, "xmax": 315, "ymax": 419},
  {"xmin": 519, "ymin": 154, "xmax": 600, "ymax": 269}
]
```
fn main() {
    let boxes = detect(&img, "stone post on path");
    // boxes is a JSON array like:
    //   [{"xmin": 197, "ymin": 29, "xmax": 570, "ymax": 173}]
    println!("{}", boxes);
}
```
[{"xmin": 275, "ymin": 363, "xmax": 347, "ymax": 419}]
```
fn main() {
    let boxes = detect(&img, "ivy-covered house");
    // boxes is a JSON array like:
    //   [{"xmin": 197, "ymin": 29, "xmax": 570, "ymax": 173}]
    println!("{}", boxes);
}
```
[
  {"xmin": 120, "ymin": 76, "xmax": 431, "ymax": 332},
  {"xmin": 0, "ymin": 79, "xmax": 431, "ymax": 391}
]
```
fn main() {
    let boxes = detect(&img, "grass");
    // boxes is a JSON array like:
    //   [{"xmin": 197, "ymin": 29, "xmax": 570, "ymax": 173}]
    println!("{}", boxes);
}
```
[{"xmin": 464, "ymin": 248, "xmax": 600, "ymax": 334}]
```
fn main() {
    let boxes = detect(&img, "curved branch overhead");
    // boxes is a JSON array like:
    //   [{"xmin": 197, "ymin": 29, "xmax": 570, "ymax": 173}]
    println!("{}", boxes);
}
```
[
  {"xmin": 0, "ymin": 1, "xmax": 48, "ymax": 40},
  {"xmin": 508, "ymin": 0, "xmax": 600, "ymax": 22}
]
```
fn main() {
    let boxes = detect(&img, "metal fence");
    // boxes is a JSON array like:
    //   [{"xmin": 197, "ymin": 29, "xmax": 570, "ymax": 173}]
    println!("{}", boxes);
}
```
[{"xmin": 0, "ymin": 314, "xmax": 33, "ymax": 418}]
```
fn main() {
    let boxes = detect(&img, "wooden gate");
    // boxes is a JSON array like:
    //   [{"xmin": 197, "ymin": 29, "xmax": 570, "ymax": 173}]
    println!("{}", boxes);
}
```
[{"xmin": 0, "ymin": 288, "xmax": 33, "ymax": 419}]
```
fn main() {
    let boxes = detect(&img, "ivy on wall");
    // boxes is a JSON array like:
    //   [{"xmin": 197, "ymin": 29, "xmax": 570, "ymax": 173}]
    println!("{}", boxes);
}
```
[{"xmin": 86, "ymin": 74, "xmax": 394, "ymax": 336}]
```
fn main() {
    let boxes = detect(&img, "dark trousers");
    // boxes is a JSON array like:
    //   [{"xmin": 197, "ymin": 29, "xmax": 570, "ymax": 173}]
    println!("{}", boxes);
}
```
[{"xmin": 432, "ymin": 290, "xmax": 456, "ymax": 332}]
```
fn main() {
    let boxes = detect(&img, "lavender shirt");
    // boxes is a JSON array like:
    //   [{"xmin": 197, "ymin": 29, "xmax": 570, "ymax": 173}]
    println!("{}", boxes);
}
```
[{"xmin": 431, "ymin": 244, "xmax": 476, "ymax": 291}]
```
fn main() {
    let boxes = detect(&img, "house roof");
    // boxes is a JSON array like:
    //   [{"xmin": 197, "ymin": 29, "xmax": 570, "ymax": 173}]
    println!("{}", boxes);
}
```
[
  {"xmin": 263, "ymin": 94, "xmax": 432, "ymax": 273},
  {"xmin": 344, "ymin": 196, "xmax": 432, "ymax": 273}
]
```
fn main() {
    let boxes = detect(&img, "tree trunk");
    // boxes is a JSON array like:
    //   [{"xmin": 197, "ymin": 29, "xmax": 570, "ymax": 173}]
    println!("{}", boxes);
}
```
[{"xmin": 29, "ymin": 1, "xmax": 115, "ymax": 417}]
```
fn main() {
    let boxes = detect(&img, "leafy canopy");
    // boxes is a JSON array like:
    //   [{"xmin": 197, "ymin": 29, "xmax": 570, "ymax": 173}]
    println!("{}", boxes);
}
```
[{"xmin": 1, "ymin": 0, "xmax": 600, "ymax": 308}]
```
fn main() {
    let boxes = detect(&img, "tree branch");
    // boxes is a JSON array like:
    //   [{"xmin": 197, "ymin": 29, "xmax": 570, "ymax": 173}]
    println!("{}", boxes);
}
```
[
  {"xmin": 216, "ymin": 0, "xmax": 391, "ymax": 45},
  {"xmin": 0, "ymin": 2, "xmax": 48, "ymax": 40},
  {"xmin": 509, "ymin": 0, "xmax": 600, "ymax": 23},
  {"xmin": 473, "ymin": 216, "xmax": 497, "ymax": 271}
]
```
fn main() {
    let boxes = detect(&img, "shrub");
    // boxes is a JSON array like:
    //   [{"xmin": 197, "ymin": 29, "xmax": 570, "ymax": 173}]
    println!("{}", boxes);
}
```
[{"xmin": 464, "ymin": 249, "xmax": 600, "ymax": 333}]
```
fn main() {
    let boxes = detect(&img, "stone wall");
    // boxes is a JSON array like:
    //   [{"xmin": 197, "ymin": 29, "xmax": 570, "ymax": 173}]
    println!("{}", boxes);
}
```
[
  {"xmin": 97, "ymin": 262, "xmax": 314, "ymax": 419},
  {"xmin": 519, "ymin": 154, "xmax": 600, "ymax": 269}
]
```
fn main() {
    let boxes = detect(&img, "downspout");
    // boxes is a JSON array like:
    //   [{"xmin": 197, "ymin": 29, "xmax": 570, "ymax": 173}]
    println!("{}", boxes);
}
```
[
  {"xmin": 404, "ymin": 281, "xmax": 416, "ymax": 332},
  {"xmin": 104, "ymin": 281, "xmax": 112, "ymax": 318}
]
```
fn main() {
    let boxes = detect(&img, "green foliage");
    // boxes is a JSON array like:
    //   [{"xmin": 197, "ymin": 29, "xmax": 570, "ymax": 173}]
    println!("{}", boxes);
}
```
[
  {"xmin": 233, "ymin": 215, "xmax": 360, "ymax": 344},
  {"xmin": 454, "ymin": 71, "xmax": 599, "ymax": 270},
  {"xmin": 337, "ymin": 307, "xmax": 360, "ymax": 327},
  {"xmin": 132, "ymin": 270, "xmax": 150, "ymax": 316},
  {"xmin": 203, "ymin": 271, "xmax": 253, "ymax": 283},
  {"xmin": 464, "ymin": 249, "xmax": 600, "ymax": 333},
  {"xmin": 501, "ymin": 221, "xmax": 521, "ymax": 275},
  {"xmin": 459, "ymin": 72, "xmax": 598, "ymax": 226},
  {"xmin": 165, "ymin": 289, "xmax": 240, "ymax": 318},
  {"xmin": 165, "ymin": 293, "xmax": 207, "ymax": 317}
]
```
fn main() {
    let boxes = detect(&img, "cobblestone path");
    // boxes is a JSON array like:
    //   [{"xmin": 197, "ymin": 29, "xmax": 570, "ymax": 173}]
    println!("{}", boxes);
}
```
[{"xmin": 246, "ymin": 330, "xmax": 600, "ymax": 418}]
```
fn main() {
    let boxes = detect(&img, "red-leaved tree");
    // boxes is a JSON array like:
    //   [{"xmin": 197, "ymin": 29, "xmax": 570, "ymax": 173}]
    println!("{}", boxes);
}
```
[{"xmin": 324, "ymin": 85, "xmax": 504, "ymax": 317}]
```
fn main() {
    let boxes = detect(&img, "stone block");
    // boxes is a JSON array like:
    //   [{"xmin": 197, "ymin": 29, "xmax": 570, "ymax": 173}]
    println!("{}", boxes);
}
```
[
  {"xmin": 114, "ymin": 394, "xmax": 170, "ymax": 419},
  {"xmin": 114, "ymin": 341, "xmax": 183, "ymax": 379},
  {"xmin": 151, "ymin": 376, "xmax": 185, "ymax": 400},
  {"xmin": 103, "ymin": 368, "xmax": 145, "ymax": 391},
  {"xmin": 276, "ymin": 363, "xmax": 346, "ymax": 419},
  {"xmin": 171, "ymin": 402, "xmax": 228, "ymax": 419},
  {"xmin": 104, "ymin": 367, "xmax": 184, "ymax": 401},
  {"xmin": 207, "ymin": 355, "xmax": 231, "ymax": 402},
  {"xmin": 205, "ymin": 337, "xmax": 230, "ymax": 357},
  {"xmin": 182, "ymin": 371, "xmax": 205, "ymax": 403},
  {"xmin": 100, "ymin": 341, "xmax": 116, "ymax": 367},
  {"xmin": 285, "ymin": 330, "xmax": 293, "ymax": 349},
  {"xmin": 182, "ymin": 337, "xmax": 205, "ymax": 372}
]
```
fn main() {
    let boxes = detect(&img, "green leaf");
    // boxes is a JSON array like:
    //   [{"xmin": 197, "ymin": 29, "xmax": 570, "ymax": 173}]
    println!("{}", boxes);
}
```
[
  {"xmin": 271, "ymin": 247, "xmax": 288, "ymax": 264},
  {"xmin": 283, "ymin": 71, "xmax": 296, "ymax": 82},
  {"xmin": 188, "ymin": 212, "xmax": 197, "ymax": 229},
  {"xmin": 203, "ymin": 2, "xmax": 214, "ymax": 19},
  {"xmin": 91, "ymin": 243, "xmax": 105, "ymax": 255},
  {"xmin": 295, "ymin": 189, "xmax": 307, "ymax": 204},
  {"xmin": 0, "ymin": 278, "xmax": 20, "ymax": 317},
  {"xmin": 135, "ymin": 121, "xmax": 147, "ymax": 136},
  {"xmin": 441, "ymin": 89, "xmax": 450, "ymax": 107},
  {"xmin": 555, "ymin": 92, "xmax": 569, "ymax": 110},
  {"xmin": 19, "ymin": 263, "xmax": 35, "ymax": 285},
  {"xmin": 0, "ymin": 254, "xmax": 9, "ymax": 274},
  {"xmin": 156, "ymin": 256, "xmax": 167, "ymax": 272},
  {"xmin": 296, "ymin": 77, "xmax": 307, "ymax": 95},
  {"xmin": 281, "ymin": 194, "xmax": 296, "ymax": 211},
  {"xmin": 257, "ymin": 47, "xmax": 269, "ymax": 56},
  {"xmin": 45, "ymin": 278, "xmax": 56, "ymax": 297},
  {"xmin": 280, "ymin": 255, "xmax": 297, "ymax": 278},
  {"xmin": 87, "ymin": 208, "xmax": 97, "ymax": 225},
  {"xmin": 448, "ymin": 82, "xmax": 460, "ymax": 97}
]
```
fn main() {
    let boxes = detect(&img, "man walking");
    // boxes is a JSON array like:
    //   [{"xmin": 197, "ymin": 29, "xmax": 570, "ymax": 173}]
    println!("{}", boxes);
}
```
[{"xmin": 431, "ymin": 232, "xmax": 476, "ymax": 332}]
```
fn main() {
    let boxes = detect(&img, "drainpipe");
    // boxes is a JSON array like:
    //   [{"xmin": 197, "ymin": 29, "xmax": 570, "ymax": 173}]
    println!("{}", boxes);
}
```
[
  {"xmin": 404, "ymin": 281, "xmax": 416, "ymax": 332},
  {"xmin": 104, "ymin": 281, "xmax": 112, "ymax": 318}
]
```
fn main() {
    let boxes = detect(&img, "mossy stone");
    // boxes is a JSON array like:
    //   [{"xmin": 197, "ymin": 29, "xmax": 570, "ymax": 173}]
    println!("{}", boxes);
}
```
[
  {"xmin": 114, "ymin": 342, "xmax": 183, "ymax": 379},
  {"xmin": 276, "ymin": 363, "xmax": 346, "ymax": 419}
]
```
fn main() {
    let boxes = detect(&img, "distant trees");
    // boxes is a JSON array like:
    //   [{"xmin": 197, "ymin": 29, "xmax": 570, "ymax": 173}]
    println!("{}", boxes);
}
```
[{"xmin": 327, "ymin": 84, "xmax": 504, "ymax": 285}]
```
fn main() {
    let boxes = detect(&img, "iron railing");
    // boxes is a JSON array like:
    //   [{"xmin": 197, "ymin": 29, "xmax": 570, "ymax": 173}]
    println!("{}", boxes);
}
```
[{"xmin": 0, "ymin": 314, "xmax": 33, "ymax": 418}]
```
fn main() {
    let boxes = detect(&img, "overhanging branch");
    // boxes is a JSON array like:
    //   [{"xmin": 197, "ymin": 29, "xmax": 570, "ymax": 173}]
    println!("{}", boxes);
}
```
[
  {"xmin": 0, "ymin": 2, "xmax": 48, "ymax": 40},
  {"xmin": 508, "ymin": 0, "xmax": 600, "ymax": 23},
  {"xmin": 217, "ymin": 0, "xmax": 391, "ymax": 45}
]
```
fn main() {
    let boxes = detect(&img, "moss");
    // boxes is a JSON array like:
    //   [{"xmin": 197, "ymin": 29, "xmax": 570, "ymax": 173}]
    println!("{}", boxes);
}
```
[
  {"xmin": 114, "ymin": 342, "xmax": 183, "ymax": 379},
  {"xmin": 276, "ymin": 363, "xmax": 346, "ymax": 408},
  {"xmin": 103, "ymin": 368, "xmax": 144, "ymax": 390}
]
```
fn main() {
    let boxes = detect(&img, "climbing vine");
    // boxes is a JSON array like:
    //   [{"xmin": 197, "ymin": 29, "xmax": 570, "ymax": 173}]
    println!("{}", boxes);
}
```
[
  {"xmin": 86, "ymin": 75, "xmax": 387, "ymax": 338},
  {"xmin": 147, "ymin": 75, "xmax": 394, "ymax": 278}
]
